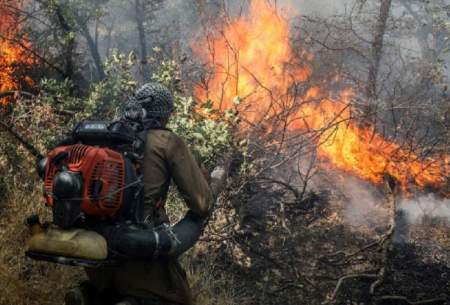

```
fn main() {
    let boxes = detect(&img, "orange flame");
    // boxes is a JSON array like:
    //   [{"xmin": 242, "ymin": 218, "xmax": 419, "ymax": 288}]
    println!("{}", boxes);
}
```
[
  {"xmin": 0, "ymin": 1, "xmax": 33, "ymax": 104},
  {"xmin": 194, "ymin": 0, "xmax": 449, "ymax": 192}
]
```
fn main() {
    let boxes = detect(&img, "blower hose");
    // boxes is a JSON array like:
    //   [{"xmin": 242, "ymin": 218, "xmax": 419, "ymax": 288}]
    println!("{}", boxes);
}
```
[{"xmin": 99, "ymin": 211, "xmax": 205, "ymax": 259}]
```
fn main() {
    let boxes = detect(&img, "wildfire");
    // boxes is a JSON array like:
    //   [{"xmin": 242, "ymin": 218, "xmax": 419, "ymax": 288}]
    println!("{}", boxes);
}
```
[
  {"xmin": 194, "ymin": 0, "xmax": 449, "ymax": 192},
  {"xmin": 0, "ymin": 0, "xmax": 33, "ymax": 104}
]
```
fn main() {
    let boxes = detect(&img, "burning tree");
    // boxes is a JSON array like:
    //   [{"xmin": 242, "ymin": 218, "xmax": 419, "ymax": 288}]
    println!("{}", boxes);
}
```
[{"xmin": 0, "ymin": 0, "xmax": 33, "ymax": 103}]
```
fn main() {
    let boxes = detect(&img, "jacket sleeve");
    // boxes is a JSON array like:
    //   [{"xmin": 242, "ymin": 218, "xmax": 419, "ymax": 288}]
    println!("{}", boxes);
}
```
[{"xmin": 166, "ymin": 134, "xmax": 213, "ymax": 218}]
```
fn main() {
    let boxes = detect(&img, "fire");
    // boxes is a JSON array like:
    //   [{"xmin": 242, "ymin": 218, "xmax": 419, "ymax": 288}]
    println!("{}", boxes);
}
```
[
  {"xmin": 0, "ymin": 0, "xmax": 33, "ymax": 104},
  {"xmin": 194, "ymin": 0, "xmax": 311, "ymax": 125},
  {"xmin": 298, "ymin": 90, "xmax": 448, "ymax": 191},
  {"xmin": 194, "ymin": 0, "xmax": 449, "ymax": 192}
]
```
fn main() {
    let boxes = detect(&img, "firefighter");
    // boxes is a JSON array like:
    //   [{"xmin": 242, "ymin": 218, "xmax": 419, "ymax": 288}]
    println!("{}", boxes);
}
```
[{"xmin": 65, "ymin": 83, "xmax": 213, "ymax": 305}]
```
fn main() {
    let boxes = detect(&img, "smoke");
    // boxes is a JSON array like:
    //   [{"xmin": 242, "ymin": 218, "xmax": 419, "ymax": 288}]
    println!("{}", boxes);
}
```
[
  {"xmin": 88, "ymin": 0, "xmax": 358, "ymax": 65},
  {"xmin": 398, "ymin": 194, "xmax": 450, "ymax": 225},
  {"xmin": 394, "ymin": 194, "xmax": 450, "ymax": 243},
  {"xmin": 339, "ymin": 182, "xmax": 450, "ymax": 232},
  {"xmin": 337, "ymin": 176, "xmax": 389, "ymax": 228},
  {"xmin": 278, "ymin": 0, "xmax": 353, "ymax": 16}
]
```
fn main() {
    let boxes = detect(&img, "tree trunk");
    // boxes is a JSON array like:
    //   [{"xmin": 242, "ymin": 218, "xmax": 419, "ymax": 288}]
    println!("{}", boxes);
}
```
[
  {"xmin": 134, "ymin": 0, "xmax": 151, "ymax": 81},
  {"xmin": 76, "ymin": 16, "xmax": 106, "ymax": 81},
  {"xmin": 54, "ymin": 5, "xmax": 76, "ymax": 81},
  {"xmin": 367, "ymin": 0, "xmax": 392, "ymax": 100},
  {"xmin": 105, "ymin": 21, "xmax": 115, "ymax": 59}
]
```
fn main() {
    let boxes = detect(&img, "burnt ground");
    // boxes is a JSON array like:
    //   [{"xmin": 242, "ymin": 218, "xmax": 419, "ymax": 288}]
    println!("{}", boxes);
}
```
[{"xmin": 196, "ymin": 179, "xmax": 450, "ymax": 305}]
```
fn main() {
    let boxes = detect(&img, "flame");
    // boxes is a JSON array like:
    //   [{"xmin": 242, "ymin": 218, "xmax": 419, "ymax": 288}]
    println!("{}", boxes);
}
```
[
  {"xmin": 194, "ymin": 0, "xmax": 449, "ymax": 192},
  {"xmin": 194, "ymin": 0, "xmax": 311, "ymax": 125},
  {"xmin": 0, "ymin": 1, "xmax": 33, "ymax": 104},
  {"xmin": 298, "ymin": 89, "xmax": 448, "ymax": 191}
]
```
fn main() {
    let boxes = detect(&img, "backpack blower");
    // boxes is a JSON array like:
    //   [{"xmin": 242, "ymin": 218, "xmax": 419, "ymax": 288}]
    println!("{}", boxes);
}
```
[
  {"xmin": 1, "ymin": 120, "xmax": 145, "ymax": 267},
  {"xmin": 2, "ymin": 118, "xmax": 210, "ymax": 267}
]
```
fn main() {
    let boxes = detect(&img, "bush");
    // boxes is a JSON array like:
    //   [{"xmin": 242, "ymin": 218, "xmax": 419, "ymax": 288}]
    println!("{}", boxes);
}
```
[{"xmin": 153, "ymin": 59, "xmax": 236, "ymax": 166}]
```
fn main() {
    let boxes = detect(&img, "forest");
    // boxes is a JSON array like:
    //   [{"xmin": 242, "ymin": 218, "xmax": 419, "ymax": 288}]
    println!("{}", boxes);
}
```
[{"xmin": 0, "ymin": 0, "xmax": 449, "ymax": 304}]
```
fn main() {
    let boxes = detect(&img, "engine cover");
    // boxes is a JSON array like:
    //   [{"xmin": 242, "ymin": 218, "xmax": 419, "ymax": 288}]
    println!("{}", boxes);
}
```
[{"xmin": 44, "ymin": 144, "xmax": 126, "ymax": 219}]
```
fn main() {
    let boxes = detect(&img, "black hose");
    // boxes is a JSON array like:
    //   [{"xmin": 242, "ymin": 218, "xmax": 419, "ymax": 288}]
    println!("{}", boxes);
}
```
[
  {"xmin": 100, "ymin": 211, "xmax": 206, "ymax": 259},
  {"xmin": 167, "ymin": 211, "xmax": 205, "ymax": 257}
]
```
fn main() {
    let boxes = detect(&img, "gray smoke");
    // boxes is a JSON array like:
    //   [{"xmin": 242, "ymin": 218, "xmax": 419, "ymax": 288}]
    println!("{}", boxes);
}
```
[
  {"xmin": 278, "ymin": 0, "xmax": 354, "ymax": 16},
  {"xmin": 398, "ymin": 194, "xmax": 450, "ymax": 225},
  {"xmin": 338, "ymin": 177, "xmax": 389, "ymax": 229}
]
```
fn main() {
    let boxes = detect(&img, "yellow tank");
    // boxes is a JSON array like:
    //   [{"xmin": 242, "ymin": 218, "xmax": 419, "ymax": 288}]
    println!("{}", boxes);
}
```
[{"xmin": 27, "ymin": 226, "xmax": 108, "ymax": 260}]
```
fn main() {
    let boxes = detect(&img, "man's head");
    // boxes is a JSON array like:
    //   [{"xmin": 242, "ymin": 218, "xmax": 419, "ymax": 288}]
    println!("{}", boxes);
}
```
[{"xmin": 123, "ymin": 82, "xmax": 174, "ymax": 128}]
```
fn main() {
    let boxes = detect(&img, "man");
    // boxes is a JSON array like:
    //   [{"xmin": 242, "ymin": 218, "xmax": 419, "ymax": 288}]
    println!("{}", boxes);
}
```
[{"xmin": 66, "ymin": 83, "xmax": 213, "ymax": 305}]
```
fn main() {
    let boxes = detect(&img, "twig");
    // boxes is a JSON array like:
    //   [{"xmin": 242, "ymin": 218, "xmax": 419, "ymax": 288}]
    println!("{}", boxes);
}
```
[
  {"xmin": 0, "ymin": 90, "xmax": 35, "ymax": 100},
  {"xmin": 378, "ymin": 295, "xmax": 447, "ymax": 305},
  {"xmin": 257, "ymin": 176, "xmax": 300, "ymax": 199},
  {"xmin": 326, "ymin": 273, "xmax": 378, "ymax": 303},
  {"xmin": 320, "ymin": 230, "xmax": 394, "ymax": 265},
  {"xmin": 268, "ymin": 282, "xmax": 306, "ymax": 294},
  {"xmin": 322, "ymin": 240, "xmax": 379, "ymax": 262},
  {"xmin": 53, "ymin": 109, "xmax": 76, "ymax": 116}
]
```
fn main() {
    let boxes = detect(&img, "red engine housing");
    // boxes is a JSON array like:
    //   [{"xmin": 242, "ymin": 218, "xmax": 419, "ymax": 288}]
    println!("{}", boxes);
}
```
[{"xmin": 44, "ymin": 144, "xmax": 126, "ymax": 218}]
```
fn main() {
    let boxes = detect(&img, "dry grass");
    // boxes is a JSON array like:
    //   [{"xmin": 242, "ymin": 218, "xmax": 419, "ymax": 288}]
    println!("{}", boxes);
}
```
[
  {"xmin": 0, "ymin": 183, "xmax": 84, "ymax": 305},
  {"xmin": 183, "ymin": 249, "xmax": 238, "ymax": 305}
]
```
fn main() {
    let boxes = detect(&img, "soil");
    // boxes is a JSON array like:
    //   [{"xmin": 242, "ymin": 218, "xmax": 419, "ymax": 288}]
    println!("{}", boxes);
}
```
[{"xmin": 197, "ymin": 179, "xmax": 450, "ymax": 305}]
